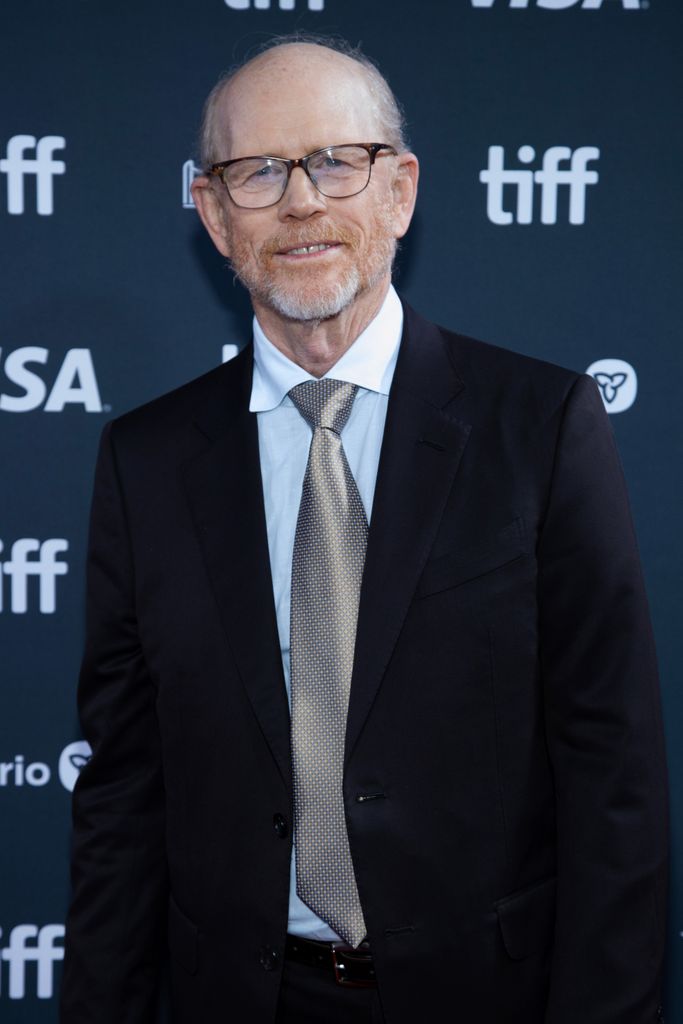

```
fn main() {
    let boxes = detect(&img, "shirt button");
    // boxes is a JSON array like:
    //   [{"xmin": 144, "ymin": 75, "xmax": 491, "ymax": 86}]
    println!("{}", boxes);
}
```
[
  {"xmin": 273, "ymin": 813, "xmax": 289, "ymax": 838},
  {"xmin": 258, "ymin": 946, "xmax": 279, "ymax": 971}
]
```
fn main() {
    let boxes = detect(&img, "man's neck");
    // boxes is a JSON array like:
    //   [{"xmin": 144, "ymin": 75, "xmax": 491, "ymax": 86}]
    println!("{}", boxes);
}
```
[{"xmin": 251, "ymin": 276, "xmax": 391, "ymax": 378}]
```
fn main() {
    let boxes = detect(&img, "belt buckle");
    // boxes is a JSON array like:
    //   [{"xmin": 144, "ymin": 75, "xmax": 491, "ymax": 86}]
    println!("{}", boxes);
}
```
[{"xmin": 330, "ymin": 943, "xmax": 376, "ymax": 989}]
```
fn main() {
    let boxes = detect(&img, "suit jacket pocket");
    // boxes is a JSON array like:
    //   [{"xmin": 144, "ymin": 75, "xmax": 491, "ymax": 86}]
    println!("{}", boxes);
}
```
[
  {"xmin": 168, "ymin": 894, "xmax": 199, "ymax": 975},
  {"xmin": 495, "ymin": 875, "xmax": 556, "ymax": 961},
  {"xmin": 415, "ymin": 517, "xmax": 526, "ymax": 599}
]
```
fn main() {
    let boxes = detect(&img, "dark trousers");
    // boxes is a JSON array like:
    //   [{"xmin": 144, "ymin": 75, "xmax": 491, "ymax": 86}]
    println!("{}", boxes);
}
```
[{"xmin": 275, "ymin": 956, "xmax": 385, "ymax": 1024}]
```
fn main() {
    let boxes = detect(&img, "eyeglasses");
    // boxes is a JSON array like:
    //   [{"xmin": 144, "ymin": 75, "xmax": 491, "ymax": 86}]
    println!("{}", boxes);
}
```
[{"xmin": 208, "ymin": 143, "xmax": 397, "ymax": 209}]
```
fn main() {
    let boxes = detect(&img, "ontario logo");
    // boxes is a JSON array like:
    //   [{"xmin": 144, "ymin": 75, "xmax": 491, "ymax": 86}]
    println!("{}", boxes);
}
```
[
  {"xmin": 586, "ymin": 358, "xmax": 637, "ymax": 413},
  {"xmin": 58, "ymin": 741, "xmax": 92, "ymax": 791}
]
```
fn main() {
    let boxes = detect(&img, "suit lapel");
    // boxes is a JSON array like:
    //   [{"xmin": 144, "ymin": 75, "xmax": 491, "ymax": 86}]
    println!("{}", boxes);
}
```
[
  {"xmin": 345, "ymin": 304, "xmax": 471, "ymax": 764},
  {"xmin": 182, "ymin": 349, "xmax": 292, "ymax": 793}
]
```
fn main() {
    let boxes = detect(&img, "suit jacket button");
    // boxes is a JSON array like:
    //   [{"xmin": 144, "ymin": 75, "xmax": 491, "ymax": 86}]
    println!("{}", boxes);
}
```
[
  {"xmin": 259, "ymin": 946, "xmax": 279, "ymax": 971},
  {"xmin": 273, "ymin": 813, "xmax": 289, "ymax": 838}
]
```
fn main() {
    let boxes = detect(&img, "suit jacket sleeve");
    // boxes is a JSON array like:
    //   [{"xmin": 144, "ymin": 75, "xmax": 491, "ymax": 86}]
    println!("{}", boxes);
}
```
[
  {"xmin": 538, "ymin": 375, "xmax": 668, "ymax": 1023},
  {"xmin": 61, "ymin": 421, "xmax": 168, "ymax": 1023}
]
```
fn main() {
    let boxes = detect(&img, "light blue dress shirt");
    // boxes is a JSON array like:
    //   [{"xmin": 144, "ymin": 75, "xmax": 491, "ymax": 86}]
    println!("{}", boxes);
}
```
[{"xmin": 250, "ymin": 284, "xmax": 403, "ymax": 940}]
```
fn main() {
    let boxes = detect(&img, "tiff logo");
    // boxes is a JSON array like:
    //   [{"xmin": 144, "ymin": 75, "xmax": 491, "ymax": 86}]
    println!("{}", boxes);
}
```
[
  {"xmin": 224, "ymin": 0, "xmax": 324, "ymax": 8},
  {"xmin": 0, "ymin": 136, "xmax": 66, "ymax": 215},
  {"xmin": 0, "ymin": 925, "xmax": 64, "ymax": 999},
  {"xmin": 479, "ymin": 145, "xmax": 599, "ymax": 225},
  {"xmin": 0, "ymin": 540, "xmax": 69, "ymax": 614},
  {"xmin": 470, "ymin": 1, "xmax": 641, "ymax": 8}
]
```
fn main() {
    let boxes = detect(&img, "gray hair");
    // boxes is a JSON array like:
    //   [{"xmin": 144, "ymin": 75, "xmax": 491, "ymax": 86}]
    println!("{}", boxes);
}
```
[{"xmin": 198, "ymin": 33, "xmax": 410, "ymax": 169}]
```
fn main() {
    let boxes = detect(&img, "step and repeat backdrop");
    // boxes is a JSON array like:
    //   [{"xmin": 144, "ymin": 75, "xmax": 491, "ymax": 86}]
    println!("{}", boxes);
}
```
[{"xmin": 1, "ymin": 0, "xmax": 681, "ymax": 1019}]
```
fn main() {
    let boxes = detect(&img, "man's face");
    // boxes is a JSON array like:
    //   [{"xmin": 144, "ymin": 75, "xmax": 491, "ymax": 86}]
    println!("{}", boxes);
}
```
[{"xmin": 194, "ymin": 47, "xmax": 417, "ymax": 324}]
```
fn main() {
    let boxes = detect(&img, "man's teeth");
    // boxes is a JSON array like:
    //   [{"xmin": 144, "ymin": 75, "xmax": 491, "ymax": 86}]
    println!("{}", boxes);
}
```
[{"xmin": 287, "ymin": 243, "xmax": 332, "ymax": 255}]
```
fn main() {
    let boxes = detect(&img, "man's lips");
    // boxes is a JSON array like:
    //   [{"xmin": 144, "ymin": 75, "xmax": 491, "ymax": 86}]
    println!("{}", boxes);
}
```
[{"xmin": 274, "ymin": 241, "xmax": 342, "ymax": 258}]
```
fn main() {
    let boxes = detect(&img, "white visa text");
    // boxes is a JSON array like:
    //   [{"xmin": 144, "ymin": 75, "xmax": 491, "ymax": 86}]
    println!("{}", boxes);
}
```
[
  {"xmin": 0, "ymin": 347, "xmax": 102, "ymax": 413},
  {"xmin": 470, "ymin": 0, "xmax": 641, "ymax": 9}
]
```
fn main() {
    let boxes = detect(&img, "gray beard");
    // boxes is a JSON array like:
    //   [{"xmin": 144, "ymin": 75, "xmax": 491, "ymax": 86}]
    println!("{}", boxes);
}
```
[
  {"xmin": 259, "ymin": 267, "xmax": 362, "ymax": 323},
  {"xmin": 227, "ymin": 218, "xmax": 397, "ymax": 324},
  {"xmin": 224, "ymin": 198, "xmax": 397, "ymax": 323}
]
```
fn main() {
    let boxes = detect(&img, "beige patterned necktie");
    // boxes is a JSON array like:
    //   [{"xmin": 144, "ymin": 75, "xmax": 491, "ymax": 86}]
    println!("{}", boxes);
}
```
[{"xmin": 288, "ymin": 378, "xmax": 368, "ymax": 949}]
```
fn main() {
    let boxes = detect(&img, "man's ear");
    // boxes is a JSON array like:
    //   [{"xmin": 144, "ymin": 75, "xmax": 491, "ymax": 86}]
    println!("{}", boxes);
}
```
[
  {"xmin": 191, "ymin": 176, "xmax": 232, "ymax": 258},
  {"xmin": 392, "ymin": 153, "xmax": 419, "ymax": 240}
]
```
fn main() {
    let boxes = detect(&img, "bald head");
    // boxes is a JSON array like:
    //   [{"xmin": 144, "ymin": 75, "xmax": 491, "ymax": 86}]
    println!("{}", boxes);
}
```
[{"xmin": 199, "ymin": 39, "xmax": 408, "ymax": 169}]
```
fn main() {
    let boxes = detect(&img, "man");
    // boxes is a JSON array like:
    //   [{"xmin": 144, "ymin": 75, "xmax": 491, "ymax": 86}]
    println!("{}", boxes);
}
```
[{"xmin": 61, "ymin": 36, "xmax": 668, "ymax": 1024}]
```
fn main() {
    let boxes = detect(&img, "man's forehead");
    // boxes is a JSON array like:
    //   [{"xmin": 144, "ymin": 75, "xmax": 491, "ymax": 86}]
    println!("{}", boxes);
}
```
[
  {"xmin": 232, "ymin": 42, "xmax": 365, "ymax": 88},
  {"xmin": 215, "ymin": 44, "xmax": 379, "ymax": 159}
]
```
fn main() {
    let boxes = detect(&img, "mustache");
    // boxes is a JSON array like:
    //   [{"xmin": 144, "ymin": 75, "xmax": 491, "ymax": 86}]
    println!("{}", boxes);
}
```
[{"xmin": 260, "ymin": 223, "xmax": 359, "ymax": 257}]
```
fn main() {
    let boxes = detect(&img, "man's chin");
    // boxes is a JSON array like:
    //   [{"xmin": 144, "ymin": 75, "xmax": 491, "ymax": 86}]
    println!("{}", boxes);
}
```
[{"xmin": 260, "ymin": 274, "xmax": 362, "ymax": 324}]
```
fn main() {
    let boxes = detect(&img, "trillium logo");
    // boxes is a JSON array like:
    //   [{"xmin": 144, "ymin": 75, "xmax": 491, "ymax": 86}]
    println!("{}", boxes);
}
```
[
  {"xmin": 594, "ymin": 372, "xmax": 626, "ymax": 403},
  {"xmin": 586, "ymin": 358, "xmax": 637, "ymax": 414},
  {"xmin": 58, "ymin": 741, "xmax": 92, "ymax": 791}
]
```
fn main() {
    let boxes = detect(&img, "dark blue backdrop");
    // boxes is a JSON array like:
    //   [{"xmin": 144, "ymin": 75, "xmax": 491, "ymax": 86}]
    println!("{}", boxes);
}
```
[{"xmin": 1, "ymin": 1, "xmax": 681, "ymax": 1018}]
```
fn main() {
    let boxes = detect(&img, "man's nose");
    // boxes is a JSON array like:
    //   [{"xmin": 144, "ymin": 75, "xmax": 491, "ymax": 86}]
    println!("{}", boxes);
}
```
[{"xmin": 277, "ymin": 166, "xmax": 327, "ymax": 220}]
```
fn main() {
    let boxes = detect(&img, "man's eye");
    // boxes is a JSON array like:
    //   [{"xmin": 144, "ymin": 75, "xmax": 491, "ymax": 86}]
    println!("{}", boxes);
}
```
[
  {"xmin": 250, "ymin": 164, "xmax": 277, "ymax": 179},
  {"xmin": 322, "ymin": 156, "xmax": 352, "ymax": 170}
]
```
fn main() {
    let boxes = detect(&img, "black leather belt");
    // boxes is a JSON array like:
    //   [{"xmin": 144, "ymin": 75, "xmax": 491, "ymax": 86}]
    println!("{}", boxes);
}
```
[{"xmin": 285, "ymin": 934, "xmax": 377, "ymax": 988}]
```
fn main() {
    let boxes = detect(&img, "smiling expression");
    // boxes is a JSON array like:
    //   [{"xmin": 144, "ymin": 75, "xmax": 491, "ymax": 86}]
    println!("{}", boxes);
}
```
[{"xmin": 198, "ymin": 45, "xmax": 417, "ymax": 325}]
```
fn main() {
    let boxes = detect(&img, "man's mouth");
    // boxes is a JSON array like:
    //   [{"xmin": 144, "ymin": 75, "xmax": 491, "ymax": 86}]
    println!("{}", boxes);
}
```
[{"xmin": 277, "ymin": 241, "xmax": 341, "ymax": 257}]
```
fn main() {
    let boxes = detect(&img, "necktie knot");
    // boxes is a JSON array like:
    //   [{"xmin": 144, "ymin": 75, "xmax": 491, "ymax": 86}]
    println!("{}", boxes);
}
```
[{"xmin": 289, "ymin": 379, "xmax": 358, "ymax": 435}]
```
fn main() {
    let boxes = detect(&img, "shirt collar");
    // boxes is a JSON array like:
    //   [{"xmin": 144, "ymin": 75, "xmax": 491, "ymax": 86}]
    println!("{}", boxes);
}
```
[{"xmin": 249, "ymin": 284, "xmax": 403, "ymax": 413}]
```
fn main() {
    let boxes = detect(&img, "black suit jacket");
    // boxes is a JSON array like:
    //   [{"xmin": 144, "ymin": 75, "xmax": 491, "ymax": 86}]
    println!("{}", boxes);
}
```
[{"xmin": 61, "ymin": 302, "xmax": 668, "ymax": 1023}]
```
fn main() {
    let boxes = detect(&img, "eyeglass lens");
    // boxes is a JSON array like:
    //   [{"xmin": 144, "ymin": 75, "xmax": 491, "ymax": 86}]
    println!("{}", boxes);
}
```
[{"xmin": 222, "ymin": 145, "xmax": 375, "ymax": 208}]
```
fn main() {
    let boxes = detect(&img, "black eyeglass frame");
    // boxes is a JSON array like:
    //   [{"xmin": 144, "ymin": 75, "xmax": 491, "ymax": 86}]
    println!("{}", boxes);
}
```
[{"xmin": 207, "ymin": 142, "xmax": 397, "ymax": 209}]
